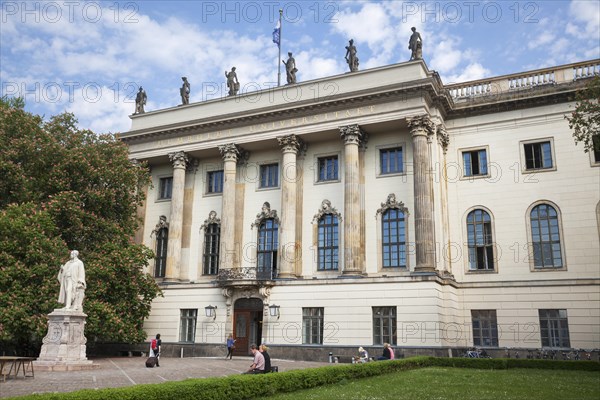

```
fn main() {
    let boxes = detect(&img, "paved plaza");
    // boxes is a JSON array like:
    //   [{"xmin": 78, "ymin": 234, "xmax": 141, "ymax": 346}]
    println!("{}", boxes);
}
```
[{"xmin": 0, "ymin": 356, "xmax": 330, "ymax": 398}]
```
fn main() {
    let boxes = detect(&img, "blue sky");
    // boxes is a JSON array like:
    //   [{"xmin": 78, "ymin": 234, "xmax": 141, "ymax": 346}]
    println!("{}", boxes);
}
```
[{"xmin": 1, "ymin": 0, "xmax": 599, "ymax": 134}]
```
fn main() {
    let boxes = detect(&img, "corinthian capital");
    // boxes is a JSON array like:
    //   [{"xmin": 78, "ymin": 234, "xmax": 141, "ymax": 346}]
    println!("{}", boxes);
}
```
[
  {"xmin": 218, "ymin": 143, "xmax": 241, "ymax": 162},
  {"xmin": 277, "ymin": 135, "xmax": 305, "ymax": 154},
  {"xmin": 407, "ymin": 115, "xmax": 435, "ymax": 137},
  {"xmin": 168, "ymin": 151, "xmax": 188, "ymax": 168},
  {"xmin": 339, "ymin": 124, "xmax": 365, "ymax": 145}
]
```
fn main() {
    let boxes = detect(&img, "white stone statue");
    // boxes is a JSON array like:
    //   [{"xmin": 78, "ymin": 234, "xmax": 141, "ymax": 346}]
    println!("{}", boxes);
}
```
[{"xmin": 58, "ymin": 250, "xmax": 86, "ymax": 311}]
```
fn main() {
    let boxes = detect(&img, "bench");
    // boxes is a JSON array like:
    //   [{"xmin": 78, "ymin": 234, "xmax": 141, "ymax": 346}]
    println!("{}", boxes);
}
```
[{"xmin": 0, "ymin": 357, "xmax": 35, "ymax": 382}]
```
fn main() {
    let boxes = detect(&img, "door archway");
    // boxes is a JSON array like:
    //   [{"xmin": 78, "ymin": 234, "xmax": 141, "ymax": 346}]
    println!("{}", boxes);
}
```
[{"xmin": 233, "ymin": 298, "xmax": 263, "ymax": 355}]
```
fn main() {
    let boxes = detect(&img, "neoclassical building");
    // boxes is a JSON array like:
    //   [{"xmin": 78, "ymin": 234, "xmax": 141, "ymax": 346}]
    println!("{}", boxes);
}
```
[{"xmin": 121, "ymin": 59, "xmax": 600, "ymax": 359}]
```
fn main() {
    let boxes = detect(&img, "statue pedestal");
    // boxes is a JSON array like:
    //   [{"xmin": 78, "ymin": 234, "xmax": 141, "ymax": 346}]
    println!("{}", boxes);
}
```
[{"xmin": 34, "ymin": 309, "xmax": 96, "ymax": 371}]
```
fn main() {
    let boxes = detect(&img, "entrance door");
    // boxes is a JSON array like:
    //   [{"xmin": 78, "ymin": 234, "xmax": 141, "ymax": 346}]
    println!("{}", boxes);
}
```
[
  {"xmin": 233, "ymin": 298, "xmax": 264, "ymax": 355},
  {"xmin": 234, "ymin": 311, "xmax": 251, "ymax": 356}
]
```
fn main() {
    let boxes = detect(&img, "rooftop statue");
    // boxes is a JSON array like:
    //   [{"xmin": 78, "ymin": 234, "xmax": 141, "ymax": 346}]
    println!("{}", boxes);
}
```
[
  {"xmin": 180, "ymin": 77, "xmax": 190, "ymax": 105},
  {"xmin": 135, "ymin": 87, "xmax": 146, "ymax": 114},
  {"xmin": 283, "ymin": 52, "xmax": 298, "ymax": 84},
  {"xmin": 345, "ymin": 39, "xmax": 359, "ymax": 72},
  {"xmin": 225, "ymin": 67, "xmax": 240, "ymax": 96},
  {"xmin": 408, "ymin": 27, "xmax": 423, "ymax": 61}
]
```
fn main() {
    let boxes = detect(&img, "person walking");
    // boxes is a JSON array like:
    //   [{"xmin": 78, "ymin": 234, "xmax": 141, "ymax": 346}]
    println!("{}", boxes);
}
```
[{"xmin": 226, "ymin": 334, "xmax": 236, "ymax": 360}]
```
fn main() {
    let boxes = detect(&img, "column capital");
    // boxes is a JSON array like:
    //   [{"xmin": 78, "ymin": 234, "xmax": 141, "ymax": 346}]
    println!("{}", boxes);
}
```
[
  {"xmin": 339, "ymin": 124, "xmax": 365, "ymax": 145},
  {"xmin": 277, "ymin": 134, "xmax": 306, "ymax": 154},
  {"xmin": 436, "ymin": 124, "xmax": 450, "ymax": 154},
  {"xmin": 168, "ymin": 151, "xmax": 188, "ymax": 169},
  {"xmin": 407, "ymin": 115, "xmax": 435, "ymax": 137},
  {"xmin": 218, "ymin": 143, "xmax": 247, "ymax": 163}
]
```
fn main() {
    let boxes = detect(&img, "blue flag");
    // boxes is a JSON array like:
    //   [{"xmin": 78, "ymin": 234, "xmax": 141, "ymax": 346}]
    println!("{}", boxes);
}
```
[{"xmin": 272, "ymin": 20, "xmax": 280, "ymax": 47}]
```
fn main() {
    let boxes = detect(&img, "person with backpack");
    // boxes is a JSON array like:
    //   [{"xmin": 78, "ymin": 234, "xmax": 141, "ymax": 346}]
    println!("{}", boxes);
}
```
[{"xmin": 150, "ymin": 334, "xmax": 161, "ymax": 367}]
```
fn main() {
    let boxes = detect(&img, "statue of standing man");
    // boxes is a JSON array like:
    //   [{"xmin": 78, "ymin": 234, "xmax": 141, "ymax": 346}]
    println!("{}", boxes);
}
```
[
  {"xmin": 180, "ymin": 77, "xmax": 190, "ymax": 105},
  {"xmin": 225, "ymin": 67, "xmax": 239, "ymax": 96},
  {"xmin": 135, "ymin": 87, "xmax": 147, "ymax": 114},
  {"xmin": 408, "ymin": 27, "xmax": 422, "ymax": 60},
  {"xmin": 283, "ymin": 52, "xmax": 297, "ymax": 84},
  {"xmin": 58, "ymin": 250, "xmax": 86, "ymax": 311},
  {"xmin": 345, "ymin": 39, "xmax": 359, "ymax": 72}
]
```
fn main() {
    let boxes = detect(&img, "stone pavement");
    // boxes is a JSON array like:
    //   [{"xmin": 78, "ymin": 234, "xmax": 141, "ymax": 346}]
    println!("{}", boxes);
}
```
[{"xmin": 0, "ymin": 356, "xmax": 330, "ymax": 399}]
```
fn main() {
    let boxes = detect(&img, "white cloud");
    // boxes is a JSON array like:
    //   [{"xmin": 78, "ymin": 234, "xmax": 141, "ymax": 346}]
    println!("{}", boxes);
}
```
[
  {"xmin": 569, "ymin": 0, "xmax": 600, "ymax": 38},
  {"xmin": 444, "ymin": 63, "xmax": 491, "ymax": 84}
]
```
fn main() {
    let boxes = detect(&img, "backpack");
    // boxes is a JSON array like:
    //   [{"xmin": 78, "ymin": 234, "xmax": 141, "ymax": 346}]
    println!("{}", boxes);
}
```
[{"xmin": 151, "ymin": 339, "xmax": 158, "ymax": 351}]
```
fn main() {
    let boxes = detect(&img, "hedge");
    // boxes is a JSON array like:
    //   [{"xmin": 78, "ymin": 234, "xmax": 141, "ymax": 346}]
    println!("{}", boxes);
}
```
[{"xmin": 13, "ymin": 357, "xmax": 600, "ymax": 400}]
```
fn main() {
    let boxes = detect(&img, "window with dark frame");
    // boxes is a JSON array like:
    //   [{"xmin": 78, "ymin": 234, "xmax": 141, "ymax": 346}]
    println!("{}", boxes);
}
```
[
  {"xmin": 302, "ymin": 307, "xmax": 324, "ymax": 345},
  {"xmin": 260, "ymin": 163, "xmax": 279, "ymax": 188},
  {"xmin": 382, "ymin": 209, "xmax": 406, "ymax": 268},
  {"xmin": 524, "ymin": 141, "xmax": 553, "ymax": 170},
  {"xmin": 179, "ymin": 309, "xmax": 197, "ymax": 343},
  {"xmin": 467, "ymin": 209, "xmax": 494, "ymax": 271},
  {"xmin": 373, "ymin": 306, "xmax": 397, "ymax": 345},
  {"xmin": 380, "ymin": 147, "xmax": 403, "ymax": 174},
  {"xmin": 154, "ymin": 227, "xmax": 168, "ymax": 278},
  {"xmin": 158, "ymin": 177, "xmax": 173, "ymax": 199},
  {"xmin": 530, "ymin": 204, "xmax": 563, "ymax": 268},
  {"xmin": 207, "ymin": 170, "xmax": 224, "ymax": 193},
  {"xmin": 593, "ymin": 136, "xmax": 600, "ymax": 164},
  {"xmin": 257, "ymin": 219, "xmax": 278, "ymax": 279},
  {"xmin": 318, "ymin": 155, "xmax": 338, "ymax": 181},
  {"xmin": 463, "ymin": 149, "xmax": 488, "ymax": 176},
  {"xmin": 318, "ymin": 214, "xmax": 339, "ymax": 270},
  {"xmin": 471, "ymin": 310, "xmax": 499, "ymax": 347},
  {"xmin": 539, "ymin": 309, "xmax": 570, "ymax": 348},
  {"xmin": 203, "ymin": 223, "xmax": 220, "ymax": 275}
]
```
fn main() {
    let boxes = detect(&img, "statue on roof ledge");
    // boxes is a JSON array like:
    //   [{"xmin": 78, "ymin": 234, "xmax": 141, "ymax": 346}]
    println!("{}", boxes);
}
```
[
  {"xmin": 134, "ymin": 87, "xmax": 146, "ymax": 114},
  {"xmin": 408, "ymin": 27, "xmax": 422, "ymax": 61},
  {"xmin": 283, "ymin": 52, "xmax": 298, "ymax": 84},
  {"xmin": 225, "ymin": 67, "xmax": 239, "ymax": 96},
  {"xmin": 180, "ymin": 77, "xmax": 190, "ymax": 105},
  {"xmin": 345, "ymin": 39, "xmax": 359, "ymax": 72}
]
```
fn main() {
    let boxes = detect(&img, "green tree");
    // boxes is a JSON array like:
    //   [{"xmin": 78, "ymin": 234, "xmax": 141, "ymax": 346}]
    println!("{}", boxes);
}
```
[
  {"xmin": 0, "ymin": 97, "xmax": 161, "ymax": 352},
  {"xmin": 566, "ymin": 76, "xmax": 600, "ymax": 153}
]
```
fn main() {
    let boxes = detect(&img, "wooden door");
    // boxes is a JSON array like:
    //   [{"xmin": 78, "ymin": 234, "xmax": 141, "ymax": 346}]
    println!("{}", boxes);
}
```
[{"xmin": 234, "ymin": 311, "xmax": 251, "ymax": 355}]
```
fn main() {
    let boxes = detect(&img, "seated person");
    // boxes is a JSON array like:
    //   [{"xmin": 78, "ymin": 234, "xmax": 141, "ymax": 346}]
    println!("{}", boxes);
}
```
[
  {"xmin": 242, "ymin": 344, "xmax": 265, "ymax": 374},
  {"xmin": 354, "ymin": 346, "xmax": 369, "ymax": 363},
  {"xmin": 260, "ymin": 344, "xmax": 271, "ymax": 373},
  {"xmin": 377, "ymin": 343, "xmax": 392, "ymax": 360}
]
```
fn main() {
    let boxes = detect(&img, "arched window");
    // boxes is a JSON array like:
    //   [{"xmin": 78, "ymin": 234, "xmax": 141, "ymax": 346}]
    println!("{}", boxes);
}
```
[
  {"xmin": 382, "ymin": 209, "xmax": 406, "ymax": 268},
  {"xmin": 257, "ymin": 219, "xmax": 278, "ymax": 279},
  {"xmin": 530, "ymin": 203, "xmax": 562, "ymax": 268},
  {"xmin": 203, "ymin": 223, "xmax": 220, "ymax": 275},
  {"xmin": 466, "ymin": 209, "xmax": 494, "ymax": 271},
  {"xmin": 318, "ymin": 214, "xmax": 339, "ymax": 270},
  {"xmin": 155, "ymin": 227, "xmax": 168, "ymax": 278}
]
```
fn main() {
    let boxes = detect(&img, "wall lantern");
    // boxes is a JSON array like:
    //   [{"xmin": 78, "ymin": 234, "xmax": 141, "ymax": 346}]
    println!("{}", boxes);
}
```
[
  {"xmin": 269, "ymin": 304, "xmax": 280, "ymax": 319},
  {"xmin": 205, "ymin": 305, "xmax": 217, "ymax": 320}
]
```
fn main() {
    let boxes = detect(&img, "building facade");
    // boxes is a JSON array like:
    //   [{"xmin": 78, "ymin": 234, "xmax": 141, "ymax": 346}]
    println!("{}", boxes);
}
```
[{"xmin": 121, "ymin": 59, "xmax": 600, "ymax": 360}]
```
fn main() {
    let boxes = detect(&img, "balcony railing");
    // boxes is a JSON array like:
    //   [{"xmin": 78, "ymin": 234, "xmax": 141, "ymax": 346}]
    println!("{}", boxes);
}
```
[
  {"xmin": 446, "ymin": 60, "xmax": 600, "ymax": 101},
  {"xmin": 217, "ymin": 267, "xmax": 276, "ymax": 283}
]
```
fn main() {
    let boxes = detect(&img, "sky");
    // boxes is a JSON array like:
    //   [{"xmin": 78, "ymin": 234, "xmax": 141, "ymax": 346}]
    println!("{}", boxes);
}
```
[{"xmin": 1, "ymin": 0, "xmax": 599, "ymax": 134}]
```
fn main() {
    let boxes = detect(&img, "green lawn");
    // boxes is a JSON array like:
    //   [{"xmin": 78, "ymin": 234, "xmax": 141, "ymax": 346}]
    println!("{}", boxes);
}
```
[{"xmin": 264, "ymin": 367, "xmax": 600, "ymax": 400}]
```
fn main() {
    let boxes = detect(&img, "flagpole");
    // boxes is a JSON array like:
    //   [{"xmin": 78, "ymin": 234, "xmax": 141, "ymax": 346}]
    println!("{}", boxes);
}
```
[{"xmin": 277, "ymin": 9, "xmax": 282, "ymax": 87}]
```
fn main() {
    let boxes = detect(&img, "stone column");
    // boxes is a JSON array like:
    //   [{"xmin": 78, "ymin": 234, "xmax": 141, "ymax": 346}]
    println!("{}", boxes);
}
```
[
  {"xmin": 165, "ymin": 151, "xmax": 188, "ymax": 281},
  {"xmin": 407, "ymin": 115, "xmax": 436, "ymax": 272},
  {"xmin": 218, "ymin": 144, "xmax": 241, "ymax": 270},
  {"xmin": 340, "ymin": 124, "xmax": 365, "ymax": 275},
  {"xmin": 277, "ymin": 135, "xmax": 304, "ymax": 278}
]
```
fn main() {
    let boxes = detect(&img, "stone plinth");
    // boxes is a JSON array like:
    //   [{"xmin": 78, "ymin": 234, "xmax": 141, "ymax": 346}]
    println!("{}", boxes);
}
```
[{"xmin": 34, "ymin": 309, "xmax": 95, "ymax": 371}]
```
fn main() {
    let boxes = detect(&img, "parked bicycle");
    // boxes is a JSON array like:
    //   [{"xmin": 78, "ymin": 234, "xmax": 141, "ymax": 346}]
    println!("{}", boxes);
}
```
[{"xmin": 463, "ymin": 348, "xmax": 491, "ymax": 358}]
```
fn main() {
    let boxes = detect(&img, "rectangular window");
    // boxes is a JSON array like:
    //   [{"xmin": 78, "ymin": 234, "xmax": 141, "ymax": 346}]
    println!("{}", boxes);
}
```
[
  {"xmin": 318, "ymin": 156, "xmax": 338, "ymax": 182},
  {"xmin": 462, "ymin": 149, "xmax": 488, "ymax": 176},
  {"xmin": 203, "ymin": 223, "xmax": 220, "ymax": 275},
  {"xmin": 159, "ymin": 177, "xmax": 173, "ymax": 199},
  {"xmin": 179, "ymin": 309, "xmax": 197, "ymax": 343},
  {"xmin": 302, "ymin": 307, "xmax": 324, "ymax": 345},
  {"xmin": 471, "ymin": 310, "xmax": 499, "ymax": 347},
  {"xmin": 524, "ymin": 141, "xmax": 553, "ymax": 170},
  {"xmin": 260, "ymin": 163, "xmax": 279, "ymax": 188},
  {"xmin": 380, "ymin": 147, "xmax": 403, "ymax": 174},
  {"xmin": 539, "ymin": 309, "xmax": 570, "ymax": 348},
  {"xmin": 318, "ymin": 215, "xmax": 338, "ymax": 270},
  {"xmin": 373, "ymin": 306, "xmax": 397, "ymax": 345},
  {"xmin": 207, "ymin": 170, "xmax": 224, "ymax": 193},
  {"xmin": 593, "ymin": 136, "xmax": 600, "ymax": 164}
]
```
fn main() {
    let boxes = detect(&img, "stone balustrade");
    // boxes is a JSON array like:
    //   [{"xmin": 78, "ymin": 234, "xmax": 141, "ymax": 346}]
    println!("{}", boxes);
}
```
[{"xmin": 447, "ymin": 60, "xmax": 599, "ymax": 101}]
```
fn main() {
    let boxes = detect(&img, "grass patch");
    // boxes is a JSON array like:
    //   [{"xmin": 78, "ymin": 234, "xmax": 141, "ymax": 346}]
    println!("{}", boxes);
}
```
[{"xmin": 264, "ymin": 367, "xmax": 600, "ymax": 400}]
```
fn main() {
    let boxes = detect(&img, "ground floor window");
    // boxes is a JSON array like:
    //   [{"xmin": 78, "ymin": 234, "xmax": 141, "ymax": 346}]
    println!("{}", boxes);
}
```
[
  {"xmin": 373, "ymin": 306, "xmax": 397, "ymax": 345},
  {"xmin": 302, "ymin": 307, "xmax": 324, "ymax": 344},
  {"xmin": 539, "ymin": 309, "xmax": 570, "ymax": 348},
  {"xmin": 471, "ymin": 310, "xmax": 498, "ymax": 347},
  {"xmin": 179, "ymin": 309, "xmax": 197, "ymax": 343}
]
